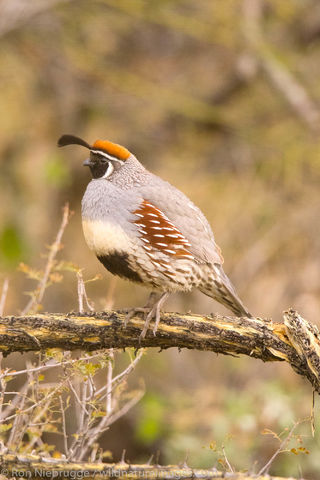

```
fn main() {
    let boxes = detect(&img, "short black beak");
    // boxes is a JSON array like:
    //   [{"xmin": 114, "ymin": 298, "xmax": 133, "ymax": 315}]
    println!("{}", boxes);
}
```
[{"xmin": 83, "ymin": 158, "xmax": 93, "ymax": 167}]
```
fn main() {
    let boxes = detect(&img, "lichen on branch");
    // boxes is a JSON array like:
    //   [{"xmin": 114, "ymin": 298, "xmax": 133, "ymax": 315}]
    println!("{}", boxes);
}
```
[{"xmin": 0, "ymin": 308, "xmax": 319, "ymax": 394}]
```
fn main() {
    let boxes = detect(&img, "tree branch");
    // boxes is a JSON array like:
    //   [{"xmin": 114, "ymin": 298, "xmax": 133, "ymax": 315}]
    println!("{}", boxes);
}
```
[
  {"xmin": 0, "ymin": 453, "xmax": 305, "ymax": 480},
  {"xmin": 0, "ymin": 0, "xmax": 73, "ymax": 38},
  {"xmin": 0, "ymin": 309, "xmax": 319, "ymax": 394},
  {"xmin": 242, "ymin": 0, "xmax": 320, "ymax": 133}
]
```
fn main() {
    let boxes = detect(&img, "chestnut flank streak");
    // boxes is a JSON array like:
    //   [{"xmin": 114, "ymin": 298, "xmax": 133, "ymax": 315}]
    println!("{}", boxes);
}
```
[{"xmin": 133, "ymin": 200, "xmax": 194, "ymax": 260}]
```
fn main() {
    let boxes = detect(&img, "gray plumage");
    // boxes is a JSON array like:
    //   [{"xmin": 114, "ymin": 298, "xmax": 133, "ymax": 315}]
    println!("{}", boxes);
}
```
[{"xmin": 78, "ymin": 148, "xmax": 251, "ymax": 319}]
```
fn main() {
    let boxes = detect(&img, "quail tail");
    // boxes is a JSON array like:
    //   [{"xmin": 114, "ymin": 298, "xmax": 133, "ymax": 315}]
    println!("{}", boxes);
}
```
[{"xmin": 199, "ymin": 265, "xmax": 252, "ymax": 318}]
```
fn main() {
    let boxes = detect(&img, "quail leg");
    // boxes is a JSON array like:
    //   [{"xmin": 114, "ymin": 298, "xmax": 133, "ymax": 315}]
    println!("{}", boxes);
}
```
[
  {"xmin": 152, "ymin": 292, "xmax": 170, "ymax": 336},
  {"xmin": 140, "ymin": 292, "xmax": 170, "ymax": 340},
  {"xmin": 125, "ymin": 292, "xmax": 170, "ymax": 339},
  {"xmin": 124, "ymin": 292, "xmax": 158, "ymax": 328}
]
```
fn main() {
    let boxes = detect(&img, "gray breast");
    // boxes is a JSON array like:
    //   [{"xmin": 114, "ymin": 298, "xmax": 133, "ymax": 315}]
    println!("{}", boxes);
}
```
[{"xmin": 82, "ymin": 178, "xmax": 142, "ymax": 231}]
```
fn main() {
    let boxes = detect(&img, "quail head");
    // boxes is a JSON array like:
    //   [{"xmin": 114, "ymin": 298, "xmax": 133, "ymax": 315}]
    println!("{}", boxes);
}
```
[{"xmin": 58, "ymin": 134, "xmax": 251, "ymax": 338}]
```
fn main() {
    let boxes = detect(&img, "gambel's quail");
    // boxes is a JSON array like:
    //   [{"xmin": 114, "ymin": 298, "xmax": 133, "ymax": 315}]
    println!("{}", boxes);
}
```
[{"xmin": 58, "ymin": 134, "xmax": 252, "ymax": 338}]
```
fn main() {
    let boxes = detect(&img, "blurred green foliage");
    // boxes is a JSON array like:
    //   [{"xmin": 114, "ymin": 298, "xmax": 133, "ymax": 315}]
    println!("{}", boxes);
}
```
[
  {"xmin": 136, "ymin": 393, "xmax": 167, "ymax": 445},
  {"xmin": 44, "ymin": 155, "xmax": 71, "ymax": 188},
  {"xmin": 0, "ymin": 224, "xmax": 26, "ymax": 265}
]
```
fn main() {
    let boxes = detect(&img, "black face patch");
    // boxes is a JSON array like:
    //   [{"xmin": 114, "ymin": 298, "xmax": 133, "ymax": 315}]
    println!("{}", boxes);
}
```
[
  {"xmin": 89, "ymin": 163, "xmax": 109, "ymax": 179},
  {"xmin": 97, "ymin": 252, "xmax": 143, "ymax": 283},
  {"xmin": 88, "ymin": 153, "xmax": 110, "ymax": 179}
]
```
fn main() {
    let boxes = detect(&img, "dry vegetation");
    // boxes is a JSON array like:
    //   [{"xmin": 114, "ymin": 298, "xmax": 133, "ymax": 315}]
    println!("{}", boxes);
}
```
[{"xmin": 0, "ymin": 0, "xmax": 320, "ymax": 478}]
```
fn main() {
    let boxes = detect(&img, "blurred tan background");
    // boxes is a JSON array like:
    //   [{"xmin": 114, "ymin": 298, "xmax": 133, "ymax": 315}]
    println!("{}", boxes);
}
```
[{"xmin": 0, "ymin": 0, "xmax": 320, "ymax": 477}]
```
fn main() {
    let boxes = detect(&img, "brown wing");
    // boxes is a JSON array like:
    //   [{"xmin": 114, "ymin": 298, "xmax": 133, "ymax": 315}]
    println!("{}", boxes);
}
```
[{"xmin": 133, "ymin": 200, "xmax": 194, "ymax": 261}]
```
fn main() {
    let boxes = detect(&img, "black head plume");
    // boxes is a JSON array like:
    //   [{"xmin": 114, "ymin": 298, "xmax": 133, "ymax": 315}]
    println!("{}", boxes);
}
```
[{"xmin": 57, "ymin": 135, "xmax": 91, "ymax": 149}]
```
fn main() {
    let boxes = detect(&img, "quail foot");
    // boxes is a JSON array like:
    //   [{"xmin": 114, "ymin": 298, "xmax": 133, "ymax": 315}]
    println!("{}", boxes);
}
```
[{"xmin": 58, "ymin": 135, "xmax": 252, "ymax": 339}]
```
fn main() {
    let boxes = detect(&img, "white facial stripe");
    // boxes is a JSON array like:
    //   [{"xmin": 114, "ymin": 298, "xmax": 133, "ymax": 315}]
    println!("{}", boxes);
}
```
[
  {"xmin": 90, "ymin": 149, "xmax": 123, "ymax": 163},
  {"xmin": 102, "ymin": 161, "xmax": 114, "ymax": 179}
]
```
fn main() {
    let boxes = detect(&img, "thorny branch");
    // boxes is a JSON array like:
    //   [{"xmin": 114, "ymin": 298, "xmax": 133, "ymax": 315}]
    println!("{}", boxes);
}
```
[
  {"xmin": 258, "ymin": 422, "xmax": 299, "ymax": 476},
  {"xmin": 0, "ymin": 309, "xmax": 319, "ymax": 394},
  {"xmin": 0, "ymin": 453, "xmax": 302, "ymax": 480},
  {"xmin": 0, "ymin": 348, "xmax": 145, "ymax": 462},
  {"xmin": 21, "ymin": 203, "xmax": 72, "ymax": 315}
]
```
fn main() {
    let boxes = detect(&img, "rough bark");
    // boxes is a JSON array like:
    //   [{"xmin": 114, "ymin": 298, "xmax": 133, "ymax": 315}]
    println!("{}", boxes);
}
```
[{"xmin": 0, "ymin": 308, "xmax": 319, "ymax": 393}]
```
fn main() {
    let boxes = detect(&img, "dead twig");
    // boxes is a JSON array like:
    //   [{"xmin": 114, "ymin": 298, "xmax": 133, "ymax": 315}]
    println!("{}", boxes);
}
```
[
  {"xmin": 59, "ymin": 395, "xmax": 69, "ymax": 456},
  {"xmin": 77, "ymin": 270, "xmax": 94, "ymax": 313},
  {"xmin": 21, "ymin": 203, "xmax": 72, "ymax": 315},
  {"xmin": 258, "ymin": 421, "xmax": 300, "ymax": 476},
  {"xmin": 0, "ymin": 279, "xmax": 9, "ymax": 317}
]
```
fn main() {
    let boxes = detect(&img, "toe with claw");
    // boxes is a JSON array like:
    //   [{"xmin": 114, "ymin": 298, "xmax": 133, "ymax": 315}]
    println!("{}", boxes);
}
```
[{"xmin": 124, "ymin": 292, "xmax": 170, "ymax": 340}]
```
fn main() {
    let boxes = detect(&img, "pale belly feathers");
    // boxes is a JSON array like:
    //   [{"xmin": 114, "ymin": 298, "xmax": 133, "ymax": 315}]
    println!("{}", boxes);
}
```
[{"xmin": 82, "ymin": 218, "xmax": 132, "ymax": 256}]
